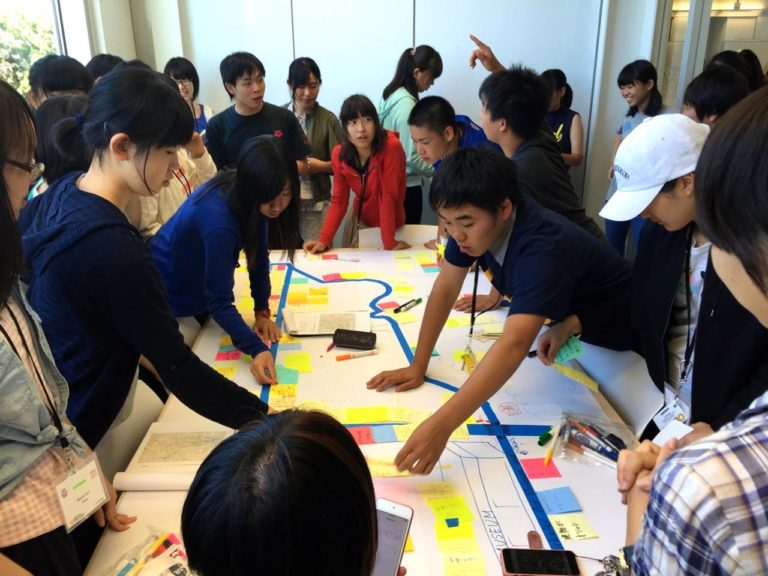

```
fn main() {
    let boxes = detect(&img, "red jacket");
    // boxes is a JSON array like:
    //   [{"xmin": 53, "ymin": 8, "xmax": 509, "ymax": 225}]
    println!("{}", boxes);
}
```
[{"xmin": 319, "ymin": 130, "xmax": 406, "ymax": 249}]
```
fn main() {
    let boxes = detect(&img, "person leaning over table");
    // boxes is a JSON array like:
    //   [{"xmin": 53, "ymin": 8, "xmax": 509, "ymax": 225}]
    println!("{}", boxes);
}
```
[{"xmin": 367, "ymin": 147, "xmax": 630, "ymax": 474}]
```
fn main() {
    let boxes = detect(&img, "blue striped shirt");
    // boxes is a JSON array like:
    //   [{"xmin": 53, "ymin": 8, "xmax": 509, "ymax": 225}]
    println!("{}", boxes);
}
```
[{"xmin": 633, "ymin": 391, "xmax": 768, "ymax": 575}]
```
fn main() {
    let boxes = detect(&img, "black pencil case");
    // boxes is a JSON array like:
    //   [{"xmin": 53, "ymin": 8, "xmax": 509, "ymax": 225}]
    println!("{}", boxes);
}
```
[{"xmin": 333, "ymin": 329, "xmax": 376, "ymax": 350}]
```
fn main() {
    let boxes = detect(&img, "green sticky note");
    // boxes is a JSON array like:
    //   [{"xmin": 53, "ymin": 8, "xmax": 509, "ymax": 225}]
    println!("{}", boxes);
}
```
[
  {"xmin": 275, "ymin": 364, "xmax": 300, "ymax": 384},
  {"xmin": 555, "ymin": 336, "xmax": 585, "ymax": 363}
]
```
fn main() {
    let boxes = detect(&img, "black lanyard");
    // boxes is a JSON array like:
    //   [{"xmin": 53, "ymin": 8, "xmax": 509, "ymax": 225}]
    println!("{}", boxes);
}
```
[
  {"xmin": 680, "ymin": 227, "xmax": 698, "ymax": 386},
  {"xmin": 0, "ymin": 303, "xmax": 70, "ymax": 449},
  {"xmin": 469, "ymin": 265, "xmax": 480, "ymax": 339}
]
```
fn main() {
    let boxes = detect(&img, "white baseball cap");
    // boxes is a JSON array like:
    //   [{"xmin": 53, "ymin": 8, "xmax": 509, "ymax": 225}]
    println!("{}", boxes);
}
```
[{"xmin": 600, "ymin": 114, "xmax": 710, "ymax": 222}]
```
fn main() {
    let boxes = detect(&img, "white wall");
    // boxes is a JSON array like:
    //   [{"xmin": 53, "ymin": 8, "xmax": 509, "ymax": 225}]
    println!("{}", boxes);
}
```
[
  {"xmin": 82, "ymin": 0, "xmax": 661, "ymax": 227},
  {"xmin": 582, "ymin": 0, "xmax": 660, "ymax": 223},
  {"xmin": 84, "ymin": 0, "xmax": 136, "ymax": 59}
]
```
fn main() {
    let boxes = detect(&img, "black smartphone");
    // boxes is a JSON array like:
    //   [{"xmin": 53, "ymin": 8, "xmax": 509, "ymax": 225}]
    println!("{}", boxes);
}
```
[{"xmin": 500, "ymin": 548, "xmax": 580, "ymax": 576}]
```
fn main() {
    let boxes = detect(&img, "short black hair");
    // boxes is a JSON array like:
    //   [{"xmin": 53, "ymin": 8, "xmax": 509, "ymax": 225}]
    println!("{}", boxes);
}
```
[
  {"xmin": 683, "ymin": 66, "xmax": 748, "ymax": 121},
  {"xmin": 706, "ymin": 50, "xmax": 758, "ymax": 91},
  {"xmin": 28, "ymin": 54, "xmax": 93, "ymax": 97},
  {"xmin": 338, "ymin": 94, "xmax": 386, "ymax": 167},
  {"xmin": 220, "ymin": 52, "xmax": 265, "ymax": 95},
  {"xmin": 479, "ymin": 65, "xmax": 548, "ymax": 140},
  {"xmin": 287, "ymin": 57, "xmax": 322, "ymax": 100},
  {"xmin": 164, "ymin": 56, "xmax": 201, "ymax": 100},
  {"xmin": 408, "ymin": 95, "xmax": 456, "ymax": 133},
  {"xmin": 696, "ymin": 85, "xmax": 768, "ymax": 292},
  {"xmin": 85, "ymin": 53, "xmax": 124, "ymax": 79},
  {"xmin": 430, "ymin": 147, "xmax": 519, "ymax": 214},
  {"xmin": 182, "ymin": 410, "xmax": 377, "ymax": 576}
]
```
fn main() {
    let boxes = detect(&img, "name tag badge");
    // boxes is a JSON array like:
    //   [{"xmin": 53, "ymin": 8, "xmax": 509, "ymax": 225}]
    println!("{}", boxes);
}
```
[
  {"xmin": 54, "ymin": 452, "xmax": 108, "ymax": 532},
  {"xmin": 653, "ymin": 400, "xmax": 687, "ymax": 431}
]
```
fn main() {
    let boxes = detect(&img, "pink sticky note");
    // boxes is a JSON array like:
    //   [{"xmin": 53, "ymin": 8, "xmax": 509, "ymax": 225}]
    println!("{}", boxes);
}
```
[
  {"xmin": 378, "ymin": 301, "xmax": 400, "ymax": 309},
  {"xmin": 321, "ymin": 254, "xmax": 339, "ymax": 260},
  {"xmin": 215, "ymin": 350, "xmax": 242, "ymax": 362},
  {"xmin": 323, "ymin": 273, "xmax": 343, "ymax": 281},
  {"xmin": 520, "ymin": 458, "xmax": 562, "ymax": 479},
  {"xmin": 348, "ymin": 426, "xmax": 374, "ymax": 445}
]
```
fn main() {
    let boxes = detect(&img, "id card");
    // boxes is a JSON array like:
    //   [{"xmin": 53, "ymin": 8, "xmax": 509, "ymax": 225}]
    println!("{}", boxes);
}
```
[
  {"xmin": 653, "ymin": 400, "xmax": 687, "ymax": 431},
  {"xmin": 55, "ymin": 452, "xmax": 108, "ymax": 532}
]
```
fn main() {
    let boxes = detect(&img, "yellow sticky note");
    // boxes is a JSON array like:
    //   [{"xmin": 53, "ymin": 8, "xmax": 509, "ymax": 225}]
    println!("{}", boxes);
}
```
[
  {"xmin": 393, "ymin": 423, "xmax": 419, "ymax": 442},
  {"xmin": 307, "ymin": 295, "xmax": 329, "ymax": 306},
  {"xmin": 413, "ymin": 252, "xmax": 434, "ymax": 264},
  {"xmin": 435, "ymin": 518, "xmax": 475, "ymax": 541},
  {"xmin": 548, "ymin": 512, "xmax": 598, "ymax": 541},
  {"xmin": 220, "ymin": 335, "xmax": 233, "ymax": 347},
  {"xmin": 340, "ymin": 271, "xmax": 365, "ymax": 280},
  {"xmin": 404, "ymin": 533, "xmax": 414, "ymax": 553},
  {"xmin": 309, "ymin": 286, "xmax": 328, "ymax": 296},
  {"xmin": 419, "ymin": 482, "xmax": 459, "ymax": 498},
  {"xmin": 446, "ymin": 316, "xmax": 471, "ymax": 328},
  {"xmin": 442, "ymin": 553, "xmax": 486, "ymax": 576},
  {"xmin": 344, "ymin": 406, "xmax": 389, "ymax": 424},
  {"xmin": 213, "ymin": 365, "xmax": 236, "ymax": 379},
  {"xmin": 449, "ymin": 426, "xmax": 470, "ymax": 440},
  {"xmin": 393, "ymin": 284, "xmax": 415, "ymax": 296},
  {"xmin": 269, "ymin": 394, "xmax": 297, "ymax": 411},
  {"xmin": 396, "ymin": 261, "xmax": 416, "ymax": 272},
  {"xmin": 426, "ymin": 495, "xmax": 474, "ymax": 521},
  {"xmin": 552, "ymin": 363, "xmax": 599, "ymax": 392},
  {"xmin": 393, "ymin": 253, "xmax": 412, "ymax": 260},
  {"xmin": 270, "ymin": 384, "xmax": 297, "ymax": 398},
  {"xmin": 284, "ymin": 352, "xmax": 312, "ymax": 373},
  {"xmin": 287, "ymin": 291, "xmax": 308, "ymax": 305},
  {"xmin": 366, "ymin": 458, "xmax": 412, "ymax": 478},
  {"xmin": 279, "ymin": 334, "xmax": 301, "ymax": 345},
  {"xmin": 386, "ymin": 310, "xmax": 418, "ymax": 325}
]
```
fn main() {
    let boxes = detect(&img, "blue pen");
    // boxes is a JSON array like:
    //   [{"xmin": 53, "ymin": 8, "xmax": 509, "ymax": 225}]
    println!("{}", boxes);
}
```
[{"xmin": 571, "ymin": 431, "xmax": 619, "ymax": 461}]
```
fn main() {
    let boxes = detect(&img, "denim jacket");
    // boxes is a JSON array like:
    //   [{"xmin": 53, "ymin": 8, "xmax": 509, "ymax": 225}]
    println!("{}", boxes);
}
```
[{"xmin": 0, "ymin": 282, "xmax": 84, "ymax": 499}]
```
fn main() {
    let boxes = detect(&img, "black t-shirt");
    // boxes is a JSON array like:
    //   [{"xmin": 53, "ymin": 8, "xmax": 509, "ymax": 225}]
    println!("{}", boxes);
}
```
[
  {"xmin": 205, "ymin": 102, "xmax": 311, "ymax": 169},
  {"xmin": 444, "ymin": 194, "xmax": 630, "ymax": 321},
  {"xmin": 513, "ymin": 128, "xmax": 605, "ymax": 241}
]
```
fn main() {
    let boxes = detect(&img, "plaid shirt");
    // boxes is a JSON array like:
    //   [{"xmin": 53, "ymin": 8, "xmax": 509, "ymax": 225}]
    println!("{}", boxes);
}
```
[{"xmin": 633, "ymin": 391, "xmax": 768, "ymax": 575}]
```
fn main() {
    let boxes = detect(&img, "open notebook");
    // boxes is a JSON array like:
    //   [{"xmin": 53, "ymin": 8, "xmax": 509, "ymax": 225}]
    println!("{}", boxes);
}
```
[{"xmin": 283, "ymin": 309, "xmax": 371, "ymax": 336}]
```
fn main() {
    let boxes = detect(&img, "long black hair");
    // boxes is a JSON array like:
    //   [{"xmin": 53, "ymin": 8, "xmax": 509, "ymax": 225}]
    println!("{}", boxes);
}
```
[
  {"xmin": 34, "ymin": 94, "xmax": 89, "ymax": 184},
  {"xmin": 0, "ymin": 79, "xmax": 36, "ymax": 306},
  {"xmin": 382, "ymin": 45, "xmax": 443, "ymax": 100},
  {"xmin": 219, "ymin": 135, "xmax": 300, "ymax": 263},
  {"xmin": 617, "ymin": 59, "xmax": 662, "ymax": 117},
  {"xmin": 338, "ymin": 95, "xmax": 386, "ymax": 167},
  {"xmin": 50, "ymin": 67, "xmax": 193, "ymax": 193}
]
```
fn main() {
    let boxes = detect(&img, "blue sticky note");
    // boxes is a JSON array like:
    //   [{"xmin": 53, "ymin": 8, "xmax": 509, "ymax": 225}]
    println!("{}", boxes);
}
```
[
  {"xmin": 422, "ymin": 266, "xmax": 441, "ymax": 274},
  {"xmin": 277, "ymin": 342, "xmax": 303, "ymax": 351},
  {"xmin": 275, "ymin": 364, "xmax": 299, "ymax": 384},
  {"xmin": 409, "ymin": 345, "xmax": 439, "ymax": 357},
  {"xmin": 372, "ymin": 425, "xmax": 398, "ymax": 443},
  {"xmin": 445, "ymin": 518, "xmax": 459, "ymax": 528},
  {"xmin": 537, "ymin": 486, "xmax": 582, "ymax": 515}
]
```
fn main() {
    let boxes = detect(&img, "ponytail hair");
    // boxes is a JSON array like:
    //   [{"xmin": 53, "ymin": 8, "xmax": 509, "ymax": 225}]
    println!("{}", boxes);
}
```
[
  {"xmin": 540, "ymin": 68, "xmax": 573, "ymax": 109},
  {"xmin": 36, "ymin": 94, "xmax": 89, "ymax": 184},
  {"xmin": 225, "ymin": 135, "xmax": 300, "ymax": 264},
  {"xmin": 617, "ymin": 59, "xmax": 662, "ymax": 117},
  {"xmin": 53, "ymin": 67, "xmax": 193, "ymax": 167},
  {"xmin": 382, "ymin": 45, "xmax": 443, "ymax": 100}
]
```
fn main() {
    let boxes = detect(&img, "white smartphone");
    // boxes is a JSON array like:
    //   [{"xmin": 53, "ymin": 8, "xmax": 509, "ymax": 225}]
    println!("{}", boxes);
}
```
[{"xmin": 372, "ymin": 498, "xmax": 413, "ymax": 576}]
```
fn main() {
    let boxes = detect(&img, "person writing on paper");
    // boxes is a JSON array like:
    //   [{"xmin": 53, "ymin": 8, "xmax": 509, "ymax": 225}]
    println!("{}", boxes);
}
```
[
  {"xmin": 152, "ymin": 136, "xmax": 301, "ymax": 385},
  {"xmin": 304, "ymin": 95, "xmax": 409, "ymax": 252},
  {"xmin": 618, "ymin": 86, "xmax": 768, "ymax": 576},
  {"xmin": 182, "ymin": 410, "xmax": 407, "ymax": 576},
  {"xmin": 18, "ymin": 68, "xmax": 270, "ymax": 450},
  {"xmin": 537, "ymin": 114, "xmax": 768, "ymax": 437},
  {"xmin": 367, "ymin": 148, "xmax": 630, "ymax": 474},
  {"xmin": 0, "ymin": 79, "xmax": 135, "ymax": 576}
]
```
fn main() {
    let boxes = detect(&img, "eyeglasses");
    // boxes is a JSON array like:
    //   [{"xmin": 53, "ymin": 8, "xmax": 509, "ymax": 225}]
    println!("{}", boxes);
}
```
[
  {"xmin": 171, "ymin": 78, "xmax": 192, "ymax": 86},
  {"xmin": 5, "ymin": 159, "xmax": 44, "ymax": 181}
]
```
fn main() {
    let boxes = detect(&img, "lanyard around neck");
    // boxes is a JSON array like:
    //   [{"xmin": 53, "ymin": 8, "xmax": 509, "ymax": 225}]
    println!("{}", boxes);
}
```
[{"xmin": 0, "ymin": 303, "xmax": 70, "ymax": 449}]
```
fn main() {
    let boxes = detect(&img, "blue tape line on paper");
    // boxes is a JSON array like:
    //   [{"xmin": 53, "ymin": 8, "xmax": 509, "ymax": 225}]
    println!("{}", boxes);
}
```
[{"xmin": 496, "ymin": 434, "xmax": 562, "ymax": 550}]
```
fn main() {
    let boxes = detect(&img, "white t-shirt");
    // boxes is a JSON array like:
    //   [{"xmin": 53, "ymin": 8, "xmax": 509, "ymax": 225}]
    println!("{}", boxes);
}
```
[{"xmin": 665, "ymin": 237, "xmax": 711, "ymax": 419}]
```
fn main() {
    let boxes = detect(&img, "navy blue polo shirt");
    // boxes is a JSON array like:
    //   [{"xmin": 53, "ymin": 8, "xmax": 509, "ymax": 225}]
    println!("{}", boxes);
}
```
[{"xmin": 444, "ymin": 194, "xmax": 630, "ymax": 321}]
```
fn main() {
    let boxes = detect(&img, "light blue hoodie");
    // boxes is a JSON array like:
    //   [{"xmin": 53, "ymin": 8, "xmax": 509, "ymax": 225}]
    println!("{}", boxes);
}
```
[{"xmin": 378, "ymin": 87, "xmax": 434, "ymax": 187}]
